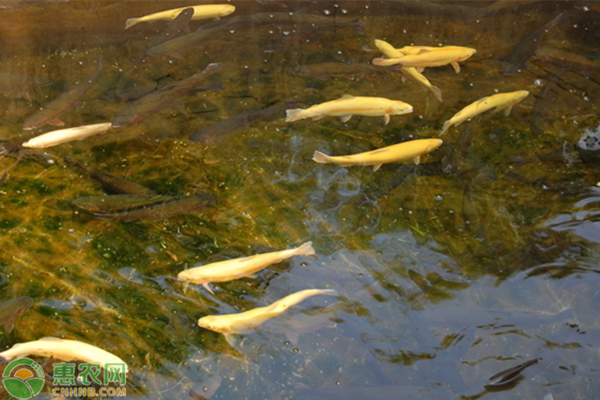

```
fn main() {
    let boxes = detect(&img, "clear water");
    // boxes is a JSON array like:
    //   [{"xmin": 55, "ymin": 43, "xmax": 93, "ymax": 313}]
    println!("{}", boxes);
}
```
[{"xmin": 0, "ymin": 1, "xmax": 599, "ymax": 399}]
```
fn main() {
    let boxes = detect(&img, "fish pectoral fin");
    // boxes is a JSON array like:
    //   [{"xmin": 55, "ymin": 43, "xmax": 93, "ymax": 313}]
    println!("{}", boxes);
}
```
[
  {"xmin": 383, "ymin": 114, "xmax": 390, "ymax": 125},
  {"xmin": 224, "ymin": 333, "xmax": 240, "ymax": 347},
  {"xmin": 48, "ymin": 119, "xmax": 65, "ymax": 127},
  {"xmin": 312, "ymin": 115, "xmax": 325, "ymax": 121},
  {"xmin": 413, "ymin": 155, "xmax": 421, "ymax": 165},
  {"xmin": 502, "ymin": 105, "xmax": 514, "ymax": 116},
  {"xmin": 340, "ymin": 115, "xmax": 352, "ymax": 123},
  {"xmin": 202, "ymin": 282, "xmax": 215, "ymax": 294},
  {"xmin": 417, "ymin": 67, "xmax": 425, "ymax": 73},
  {"xmin": 451, "ymin": 61, "xmax": 461, "ymax": 73},
  {"xmin": 372, "ymin": 164, "xmax": 382, "ymax": 172}
]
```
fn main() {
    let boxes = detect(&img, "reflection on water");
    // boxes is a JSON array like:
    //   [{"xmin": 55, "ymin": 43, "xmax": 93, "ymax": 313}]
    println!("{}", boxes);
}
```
[{"xmin": 0, "ymin": 0, "xmax": 599, "ymax": 399}]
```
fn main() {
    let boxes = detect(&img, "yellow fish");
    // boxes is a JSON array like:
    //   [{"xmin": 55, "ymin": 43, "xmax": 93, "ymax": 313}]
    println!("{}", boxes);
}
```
[
  {"xmin": 372, "ymin": 46, "xmax": 476, "ymax": 73},
  {"xmin": 198, "ymin": 289, "xmax": 337, "ymax": 335},
  {"xmin": 313, "ymin": 138, "xmax": 443, "ymax": 171},
  {"xmin": 285, "ymin": 94, "xmax": 413, "ymax": 125},
  {"xmin": 22, "ymin": 122, "xmax": 112, "ymax": 148},
  {"xmin": 125, "ymin": 4, "xmax": 236, "ymax": 30},
  {"xmin": 441, "ymin": 90, "xmax": 529, "ymax": 134},
  {"xmin": 178, "ymin": 242, "xmax": 315, "ymax": 293},
  {"xmin": 0, "ymin": 337, "xmax": 128, "ymax": 372},
  {"xmin": 374, "ymin": 39, "xmax": 442, "ymax": 102}
]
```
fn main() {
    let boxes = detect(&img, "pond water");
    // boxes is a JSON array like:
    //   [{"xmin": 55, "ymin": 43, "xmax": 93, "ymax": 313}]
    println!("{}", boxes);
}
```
[{"xmin": 0, "ymin": 1, "xmax": 599, "ymax": 399}]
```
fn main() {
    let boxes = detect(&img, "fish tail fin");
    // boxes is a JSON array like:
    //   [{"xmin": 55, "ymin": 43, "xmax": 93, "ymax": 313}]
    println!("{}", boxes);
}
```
[
  {"xmin": 440, "ymin": 120, "xmax": 451, "ymax": 135},
  {"xmin": 431, "ymin": 85, "xmax": 443, "ymax": 102},
  {"xmin": 320, "ymin": 289, "xmax": 338, "ymax": 296},
  {"xmin": 312, "ymin": 151, "xmax": 331, "ymax": 164},
  {"xmin": 295, "ymin": 241, "xmax": 315, "ymax": 256},
  {"xmin": 285, "ymin": 109, "xmax": 305, "ymax": 122},
  {"xmin": 125, "ymin": 18, "xmax": 139, "ymax": 30}
]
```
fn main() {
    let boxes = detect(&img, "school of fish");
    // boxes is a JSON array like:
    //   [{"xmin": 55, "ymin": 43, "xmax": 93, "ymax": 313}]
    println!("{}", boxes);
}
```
[{"xmin": 0, "ymin": 2, "xmax": 535, "ymax": 396}]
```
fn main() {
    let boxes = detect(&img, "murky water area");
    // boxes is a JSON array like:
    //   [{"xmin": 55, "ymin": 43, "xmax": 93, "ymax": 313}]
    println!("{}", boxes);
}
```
[{"xmin": 0, "ymin": 0, "xmax": 599, "ymax": 399}]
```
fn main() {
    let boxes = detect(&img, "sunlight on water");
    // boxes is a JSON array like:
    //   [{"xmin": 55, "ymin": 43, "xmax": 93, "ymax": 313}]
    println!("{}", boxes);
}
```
[{"xmin": 0, "ymin": 1, "xmax": 599, "ymax": 399}]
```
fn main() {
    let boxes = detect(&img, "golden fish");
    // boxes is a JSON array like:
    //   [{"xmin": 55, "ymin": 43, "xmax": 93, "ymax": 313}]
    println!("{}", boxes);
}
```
[
  {"xmin": 372, "ymin": 46, "xmax": 476, "ymax": 73},
  {"xmin": 178, "ymin": 241, "xmax": 315, "ymax": 293},
  {"xmin": 0, "ymin": 337, "xmax": 128, "ymax": 372},
  {"xmin": 22, "ymin": 122, "xmax": 112, "ymax": 148},
  {"xmin": 198, "ymin": 289, "xmax": 337, "ymax": 335},
  {"xmin": 374, "ymin": 39, "xmax": 442, "ymax": 102},
  {"xmin": 125, "ymin": 4, "xmax": 236, "ymax": 30},
  {"xmin": 285, "ymin": 94, "xmax": 413, "ymax": 125},
  {"xmin": 441, "ymin": 90, "xmax": 529, "ymax": 134},
  {"xmin": 313, "ymin": 138, "xmax": 443, "ymax": 171}
]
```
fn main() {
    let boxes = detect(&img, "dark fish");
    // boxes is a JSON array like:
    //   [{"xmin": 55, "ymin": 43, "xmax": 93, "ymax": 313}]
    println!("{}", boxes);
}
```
[
  {"xmin": 91, "ymin": 193, "xmax": 217, "ymax": 221},
  {"xmin": 23, "ymin": 56, "xmax": 103, "ymax": 130},
  {"xmin": 0, "ymin": 296, "xmax": 33, "ymax": 333},
  {"xmin": 245, "ymin": 12, "xmax": 365, "ymax": 33},
  {"xmin": 145, "ymin": 17, "xmax": 239, "ymax": 58},
  {"xmin": 189, "ymin": 100, "xmax": 296, "ymax": 143},
  {"xmin": 147, "ymin": 13, "xmax": 364, "ymax": 58},
  {"xmin": 64, "ymin": 157, "xmax": 157, "ymax": 195},
  {"xmin": 188, "ymin": 375, "xmax": 222, "ymax": 400},
  {"xmin": 0, "ymin": 72, "xmax": 52, "ymax": 96},
  {"xmin": 73, "ymin": 194, "xmax": 176, "ymax": 213},
  {"xmin": 104, "ymin": 85, "xmax": 158, "ymax": 102},
  {"xmin": 474, "ymin": 0, "xmax": 542, "ymax": 19},
  {"xmin": 105, "ymin": 82, "xmax": 224, "ymax": 102},
  {"xmin": 502, "ymin": 13, "xmax": 566, "ymax": 75},
  {"xmin": 149, "ymin": 7, "xmax": 194, "ymax": 48},
  {"xmin": 535, "ymin": 47, "xmax": 600, "ymax": 72},
  {"xmin": 293, "ymin": 62, "xmax": 398, "ymax": 81},
  {"xmin": 414, "ymin": 307, "xmax": 574, "ymax": 331},
  {"xmin": 111, "ymin": 63, "xmax": 222, "ymax": 128},
  {"xmin": 484, "ymin": 358, "xmax": 540, "ymax": 388}
]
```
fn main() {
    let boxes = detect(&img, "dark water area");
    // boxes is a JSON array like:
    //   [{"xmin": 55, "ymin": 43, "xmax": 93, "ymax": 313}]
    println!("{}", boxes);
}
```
[{"xmin": 0, "ymin": 1, "xmax": 599, "ymax": 399}]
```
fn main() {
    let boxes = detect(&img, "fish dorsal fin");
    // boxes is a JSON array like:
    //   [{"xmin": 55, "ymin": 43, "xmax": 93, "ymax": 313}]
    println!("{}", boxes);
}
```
[
  {"xmin": 340, "ymin": 94, "xmax": 355, "ymax": 100},
  {"xmin": 416, "ymin": 48, "xmax": 431, "ymax": 55},
  {"xmin": 39, "ymin": 337, "xmax": 63, "ymax": 342}
]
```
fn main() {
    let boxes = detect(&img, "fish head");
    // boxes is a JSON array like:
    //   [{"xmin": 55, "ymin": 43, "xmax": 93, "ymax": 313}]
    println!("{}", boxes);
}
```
[
  {"xmin": 458, "ymin": 48, "xmax": 477, "ymax": 61},
  {"xmin": 389, "ymin": 101, "xmax": 414, "ymax": 115},
  {"xmin": 177, "ymin": 269, "xmax": 199, "ymax": 283},
  {"xmin": 513, "ymin": 90, "xmax": 530, "ymax": 102},
  {"xmin": 425, "ymin": 139, "xmax": 444, "ymax": 152},
  {"xmin": 197, "ymin": 316, "xmax": 231, "ymax": 333},
  {"xmin": 217, "ymin": 5, "xmax": 236, "ymax": 17}
]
